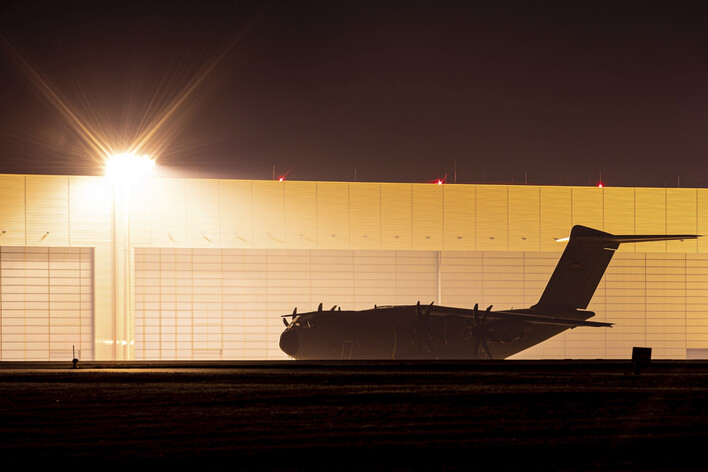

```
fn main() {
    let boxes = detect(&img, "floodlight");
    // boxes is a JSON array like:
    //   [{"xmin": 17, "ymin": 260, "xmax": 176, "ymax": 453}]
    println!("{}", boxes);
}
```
[{"xmin": 105, "ymin": 152, "xmax": 155, "ymax": 183}]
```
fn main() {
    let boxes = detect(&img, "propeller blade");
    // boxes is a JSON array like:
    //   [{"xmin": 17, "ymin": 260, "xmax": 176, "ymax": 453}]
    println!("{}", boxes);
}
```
[
  {"xmin": 281, "ymin": 307, "xmax": 298, "ymax": 319},
  {"xmin": 318, "ymin": 303, "xmax": 323, "ymax": 312},
  {"xmin": 474, "ymin": 338, "xmax": 482, "ymax": 358},
  {"xmin": 481, "ymin": 305, "xmax": 491, "ymax": 324},
  {"xmin": 283, "ymin": 318, "xmax": 289, "ymax": 327},
  {"xmin": 481, "ymin": 339, "xmax": 493, "ymax": 359},
  {"xmin": 330, "ymin": 305, "xmax": 337, "ymax": 311}
]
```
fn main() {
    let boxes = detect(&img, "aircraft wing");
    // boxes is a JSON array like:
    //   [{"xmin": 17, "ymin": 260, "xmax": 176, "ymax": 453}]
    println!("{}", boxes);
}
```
[{"xmin": 427, "ymin": 304, "xmax": 612, "ymax": 328}]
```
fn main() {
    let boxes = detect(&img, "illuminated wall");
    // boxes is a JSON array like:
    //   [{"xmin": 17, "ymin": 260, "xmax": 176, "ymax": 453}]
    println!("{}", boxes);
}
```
[
  {"xmin": 1, "ymin": 173, "xmax": 708, "ymax": 360},
  {"xmin": 0, "ymin": 246, "xmax": 93, "ymax": 360}
]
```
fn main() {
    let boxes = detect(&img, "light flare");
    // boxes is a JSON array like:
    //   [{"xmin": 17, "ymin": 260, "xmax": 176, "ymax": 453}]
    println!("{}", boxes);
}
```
[
  {"xmin": 104, "ymin": 152, "xmax": 155, "ymax": 184},
  {"xmin": 127, "ymin": 10, "xmax": 264, "ymax": 158},
  {"xmin": 0, "ymin": 8, "xmax": 264, "ymax": 170},
  {"xmin": 1, "ymin": 35, "xmax": 112, "ymax": 165}
]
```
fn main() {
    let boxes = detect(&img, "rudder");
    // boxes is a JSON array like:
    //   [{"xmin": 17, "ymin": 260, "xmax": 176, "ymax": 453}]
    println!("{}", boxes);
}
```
[{"xmin": 532, "ymin": 225, "xmax": 699, "ymax": 314}]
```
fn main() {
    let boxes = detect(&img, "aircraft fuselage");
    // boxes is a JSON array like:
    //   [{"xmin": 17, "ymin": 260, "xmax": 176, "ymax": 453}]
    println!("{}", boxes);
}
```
[{"xmin": 279, "ymin": 305, "xmax": 570, "ymax": 360}]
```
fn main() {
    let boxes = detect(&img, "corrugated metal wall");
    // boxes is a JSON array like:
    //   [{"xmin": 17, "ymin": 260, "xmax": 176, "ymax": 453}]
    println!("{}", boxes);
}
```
[
  {"xmin": 2, "ymin": 173, "xmax": 708, "ymax": 360},
  {"xmin": 134, "ymin": 248, "xmax": 708, "ymax": 360},
  {"xmin": 0, "ymin": 247, "xmax": 93, "ymax": 360},
  {"xmin": 134, "ymin": 248, "xmax": 439, "ymax": 360}
]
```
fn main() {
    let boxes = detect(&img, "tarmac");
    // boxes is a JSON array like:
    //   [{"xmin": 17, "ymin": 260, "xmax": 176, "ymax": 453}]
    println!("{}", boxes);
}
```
[{"xmin": 1, "ymin": 360, "xmax": 707, "ymax": 470}]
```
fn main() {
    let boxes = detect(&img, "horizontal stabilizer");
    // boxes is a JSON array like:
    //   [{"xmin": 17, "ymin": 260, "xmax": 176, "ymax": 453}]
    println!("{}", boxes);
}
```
[{"xmin": 567, "ymin": 229, "xmax": 700, "ymax": 244}]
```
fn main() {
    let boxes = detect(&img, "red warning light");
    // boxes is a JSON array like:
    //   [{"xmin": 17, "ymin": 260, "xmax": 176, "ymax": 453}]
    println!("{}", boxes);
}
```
[
  {"xmin": 597, "ymin": 182, "xmax": 604, "ymax": 188},
  {"xmin": 278, "ymin": 176, "xmax": 285, "ymax": 182},
  {"xmin": 436, "ymin": 179, "xmax": 444, "ymax": 185}
]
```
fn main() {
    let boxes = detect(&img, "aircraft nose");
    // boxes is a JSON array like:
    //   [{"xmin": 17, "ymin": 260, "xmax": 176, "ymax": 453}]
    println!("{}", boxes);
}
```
[{"xmin": 279, "ymin": 329, "xmax": 298, "ymax": 357}]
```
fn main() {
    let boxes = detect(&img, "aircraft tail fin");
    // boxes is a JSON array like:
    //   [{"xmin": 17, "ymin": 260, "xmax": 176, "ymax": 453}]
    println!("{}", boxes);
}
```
[{"xmin": 532, "ymin": 225, "xmax": 699, "ymax": 313}]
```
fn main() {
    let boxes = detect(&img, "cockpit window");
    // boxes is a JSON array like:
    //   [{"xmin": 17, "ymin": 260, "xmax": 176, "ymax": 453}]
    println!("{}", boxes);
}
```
[{"xmin": 294, "ymin": 319, "xmax": 316, "ymax": 329}]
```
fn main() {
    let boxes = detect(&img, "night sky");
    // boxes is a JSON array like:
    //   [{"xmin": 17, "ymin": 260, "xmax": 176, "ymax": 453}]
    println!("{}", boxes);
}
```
[{"xmin": 1, "ymin": 0, "xmax": 707, "ymax": 187}]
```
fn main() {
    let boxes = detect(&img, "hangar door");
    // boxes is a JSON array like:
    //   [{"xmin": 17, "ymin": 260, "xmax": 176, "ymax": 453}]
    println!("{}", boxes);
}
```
[
  {"xmin": 134, "ymin": 248, "xmax": 439, "ymax": 360},
  {"xmin": 0, "ymin": 247, "xmax": 93, "ymax": 361}
]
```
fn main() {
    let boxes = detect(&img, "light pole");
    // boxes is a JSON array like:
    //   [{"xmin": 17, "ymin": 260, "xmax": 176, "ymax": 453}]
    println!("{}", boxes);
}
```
[{"xmin": 105, "ymin": 153, "xmax": 154, "ymax": 360}]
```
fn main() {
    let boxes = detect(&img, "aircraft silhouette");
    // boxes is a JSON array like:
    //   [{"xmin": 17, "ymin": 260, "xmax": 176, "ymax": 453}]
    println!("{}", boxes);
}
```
[{"xmin": 279, "ymin": 225, "xmax": 699, "ymax": 360}]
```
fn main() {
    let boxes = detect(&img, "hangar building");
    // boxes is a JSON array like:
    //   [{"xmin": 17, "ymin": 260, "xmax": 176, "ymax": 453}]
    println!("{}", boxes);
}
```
[{"xmin": 1, "ymin": 173, "xmax": 707, "ymax": 361}]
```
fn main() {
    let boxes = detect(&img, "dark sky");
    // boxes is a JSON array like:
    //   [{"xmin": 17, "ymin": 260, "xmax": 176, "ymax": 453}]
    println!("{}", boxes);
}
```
[{"xmin": 1, "ymin": 0, "xmax": 707, "ymax": 187}]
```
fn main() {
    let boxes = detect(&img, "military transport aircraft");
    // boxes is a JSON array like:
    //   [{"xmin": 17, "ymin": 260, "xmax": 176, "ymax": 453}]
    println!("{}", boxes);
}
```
[{"xmin": 279, "ymin": 225, "xmax": 699, "ymax": 360}]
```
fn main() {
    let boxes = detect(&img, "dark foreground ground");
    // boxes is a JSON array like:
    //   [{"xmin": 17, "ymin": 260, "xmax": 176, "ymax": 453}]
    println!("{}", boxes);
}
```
[{"xmin": 1, "ymin": 360, "xmax": 708, "ymax": 471}]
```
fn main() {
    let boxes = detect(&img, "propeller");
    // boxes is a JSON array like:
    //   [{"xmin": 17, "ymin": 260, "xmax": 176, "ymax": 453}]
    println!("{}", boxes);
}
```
[
  {"xmin": 464, "ymin": 303, "xmax": 498, "ymax": 359},
  {"xmin": 281, "ymin": 307, "xmax": 298, "ymax": 327},
  {"xmin": 415, "ymin": 301, "xmax": 436, "ymax": 356},
  {"xmin": 281, "ymin": 302, "xmax": 339, "ymax": 327}
]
